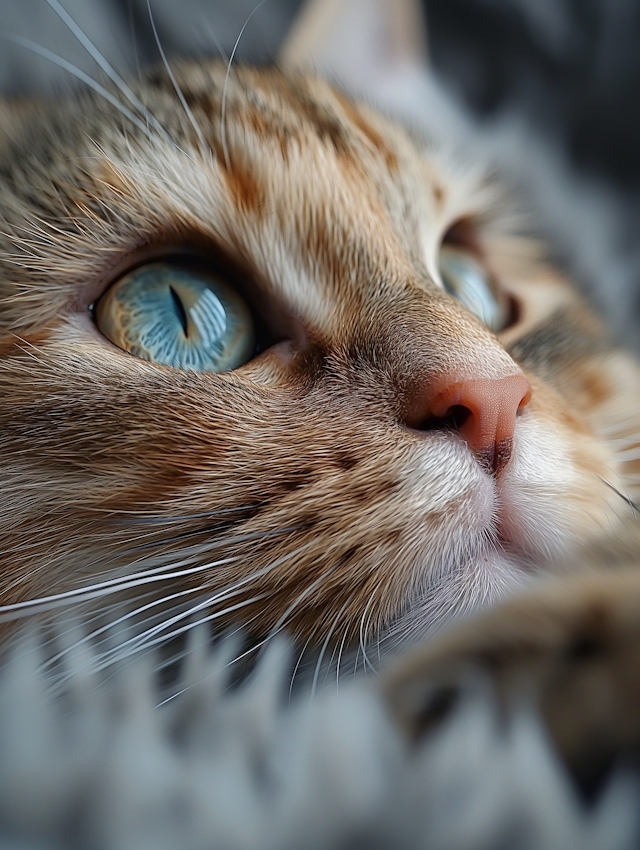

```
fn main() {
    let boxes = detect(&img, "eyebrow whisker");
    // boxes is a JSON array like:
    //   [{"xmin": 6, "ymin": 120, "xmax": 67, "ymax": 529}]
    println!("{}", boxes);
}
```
[
  {"xmin": 146, "ymin": 0, "xmax": 210, "ymax": 154},
  {"xmin": 3, "ymin": 34, "xmax": 157, "ymax": 141},
  {"xmin": 220, "ymin": 0, "xmax": 270, "ymax": 173},
  {"xmin": 44, "ymin": 0, "xmax": 169, "ymax": 140}
]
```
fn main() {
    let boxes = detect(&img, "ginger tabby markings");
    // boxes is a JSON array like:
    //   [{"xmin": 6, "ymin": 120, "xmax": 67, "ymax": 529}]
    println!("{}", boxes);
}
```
[{"xmin": 0, "ymin": 49, "xmax": 639, "ymax": 722}]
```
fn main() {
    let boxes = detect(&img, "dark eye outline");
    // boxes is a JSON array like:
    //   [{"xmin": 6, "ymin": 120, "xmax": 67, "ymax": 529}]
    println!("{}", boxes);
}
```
[
  {"xmin": 91, "ymin": 249, "xmax": 282, "ymax": 370},
  {"xmin": 440, "ymin": 219, "xmax": 519, "ymax": 333}
]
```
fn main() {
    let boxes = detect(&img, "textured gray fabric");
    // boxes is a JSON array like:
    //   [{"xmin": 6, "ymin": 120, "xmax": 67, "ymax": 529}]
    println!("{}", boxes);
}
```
[{"xmin": 0, "ymin": 630, "xmax": 638, "ymax": 850}]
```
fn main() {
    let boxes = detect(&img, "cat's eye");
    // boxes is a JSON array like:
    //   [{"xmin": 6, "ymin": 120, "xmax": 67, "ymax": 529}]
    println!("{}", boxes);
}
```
[
  {"xmin": 438, "ymin": 245, "xmax": 506, "ymax": 332},
  {"xmin": 95, "ymin": 262, "xmax": 256, "ymax": 372}
]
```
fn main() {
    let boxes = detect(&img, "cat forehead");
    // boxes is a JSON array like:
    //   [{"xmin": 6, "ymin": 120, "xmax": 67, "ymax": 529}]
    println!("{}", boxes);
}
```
[
  {"xmin": 2, "ymin": 60, "xmax": 489, "ymax": 236},
  {"xmin": 0, "ymin": 61, "xmax": 495, "ymax": 340}
]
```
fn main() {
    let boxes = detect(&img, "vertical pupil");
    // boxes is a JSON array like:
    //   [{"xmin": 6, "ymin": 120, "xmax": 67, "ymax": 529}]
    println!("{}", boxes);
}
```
[{"xmin": 170, "ymin": 286, "xmax": 189, "ymax": 336}]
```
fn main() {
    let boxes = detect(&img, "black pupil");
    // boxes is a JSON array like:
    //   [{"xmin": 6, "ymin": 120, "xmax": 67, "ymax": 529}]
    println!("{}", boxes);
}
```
[{"xmin": 170, "ymin": 286, "xmax": 189, "ymax": 336}]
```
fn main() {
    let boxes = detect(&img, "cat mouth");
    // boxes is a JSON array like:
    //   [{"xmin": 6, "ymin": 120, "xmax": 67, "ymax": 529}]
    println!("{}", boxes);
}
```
[
  {"xmin": 488, "ymin": 481, "xmax": 536, "ymax": 568},
  {"xmin": 410, "ymin": 425, "xmax": 556, "ymax": 574}
]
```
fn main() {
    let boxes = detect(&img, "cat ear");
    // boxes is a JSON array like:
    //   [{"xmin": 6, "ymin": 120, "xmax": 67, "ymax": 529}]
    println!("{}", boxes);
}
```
[
  {"xmin": 280, "ymin": 0, "xmax": 467, "ymax": 136},
  {"xmin": 279, "ymin": 0, "xmax": 429, "ymax": 92}
]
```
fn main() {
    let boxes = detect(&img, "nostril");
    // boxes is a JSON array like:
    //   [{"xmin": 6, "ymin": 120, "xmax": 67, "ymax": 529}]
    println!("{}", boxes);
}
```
[{"xmin": 416, "ymin": 405, "xmax": 472, "ymax": 434}]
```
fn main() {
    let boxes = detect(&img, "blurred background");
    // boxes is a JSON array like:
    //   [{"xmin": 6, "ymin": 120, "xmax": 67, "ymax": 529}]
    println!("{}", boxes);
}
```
[{"xmin": 1, "ymin": 0, "xmax": 640, "ymax": 345}]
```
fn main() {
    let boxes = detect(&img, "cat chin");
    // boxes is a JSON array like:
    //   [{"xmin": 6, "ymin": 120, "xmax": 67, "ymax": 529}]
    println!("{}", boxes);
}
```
[{"xmin": 380, "ymin": 545, "xmax": 530, "ymax": 650}]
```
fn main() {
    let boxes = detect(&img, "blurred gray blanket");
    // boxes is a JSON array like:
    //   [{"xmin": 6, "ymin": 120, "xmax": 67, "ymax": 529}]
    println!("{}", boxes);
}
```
[{"xmin": 0, "ymin": 630, "xmax": 638, "ymax": 850}]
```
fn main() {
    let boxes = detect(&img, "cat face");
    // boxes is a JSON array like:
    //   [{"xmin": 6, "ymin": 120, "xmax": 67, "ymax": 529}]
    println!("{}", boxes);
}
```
[{"xmin": 0, "ymin": 62, "xmax": 639, "ymax": 647}]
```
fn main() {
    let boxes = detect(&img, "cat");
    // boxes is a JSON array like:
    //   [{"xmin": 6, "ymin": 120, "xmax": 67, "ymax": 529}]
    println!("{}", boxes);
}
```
[{"xmin": 1, "ymin": 0, "xmax": 640, "ymax": 750}]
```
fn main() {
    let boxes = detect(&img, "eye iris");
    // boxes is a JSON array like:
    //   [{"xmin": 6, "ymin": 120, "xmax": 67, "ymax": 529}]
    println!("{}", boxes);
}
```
[
  {"xmin": 438, "ymin": 246, "xmax": 503, "ymax": 332},
  {"xmin": 95, "ymin": 262, "xmax": 255, "ymax": 372}
]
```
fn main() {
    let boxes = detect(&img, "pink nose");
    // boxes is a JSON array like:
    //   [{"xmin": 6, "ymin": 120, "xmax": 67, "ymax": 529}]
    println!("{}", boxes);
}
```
[{"xmin": 406, "ymin": 374, "xmax": 532, "ymax": 474}]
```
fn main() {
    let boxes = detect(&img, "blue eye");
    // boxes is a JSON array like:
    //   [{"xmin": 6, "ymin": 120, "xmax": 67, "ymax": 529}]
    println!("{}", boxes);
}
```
[
  {"xmin": 95, "ymin": 262, "xmax": 256, "ymax": 372},
  {"xmin": 438, "ymin": 246, "xmax": 505, "ymax": 332}
]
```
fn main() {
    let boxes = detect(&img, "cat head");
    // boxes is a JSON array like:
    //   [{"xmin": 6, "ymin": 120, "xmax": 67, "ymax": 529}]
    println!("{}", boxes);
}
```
[{"xmin": 0, "ymin": 0, "xmax": 638, "ymax": 650}]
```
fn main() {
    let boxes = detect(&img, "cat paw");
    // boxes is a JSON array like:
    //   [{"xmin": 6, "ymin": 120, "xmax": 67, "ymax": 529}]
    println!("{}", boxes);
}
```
[{"xmin": 382, "ymin": 570, "xmax": 640, "ymax": 793}]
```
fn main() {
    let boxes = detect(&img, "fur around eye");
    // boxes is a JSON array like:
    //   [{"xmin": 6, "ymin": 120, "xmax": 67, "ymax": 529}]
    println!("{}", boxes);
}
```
[
  {"xmin": 438, "ymin": 245, "xmax": 505, "ymax": 332},
  {"xmin": 94, "ymin": 262, "xmax": 256, "ymax": 372}
]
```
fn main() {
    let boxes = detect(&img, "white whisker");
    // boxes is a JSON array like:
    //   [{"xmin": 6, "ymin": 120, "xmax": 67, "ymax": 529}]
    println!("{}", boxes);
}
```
[
  {"xmin": 359, "ymin": 593, "xmax": 378, "ymax": 675},
  {"xmin": 352, "ymin": 645, "xmax": 360, "ymax": 677},
  {"xmin": 4, "ymin": 35, "xmax": 155, "ymax": 140},
  {"xmin": 99, "ymin": 542, "xmax": 317, "ymax": 663},
  {"xmin": 0, "ymin": 555, "xmax": 238, "ymax": 620},
  {"xmin": 311, "ymin": 594, "xmax": 354, "ymax": 696},
  {"xmin": 44, "ymin": 0, "xmax": 168, "ymax": 139},
  {"xmin": 335, "ymin": 625, "xmax": 350, "ymax": 688},
  {"xmin": 0, "ymin": 526, "xmax": 298, "ymax": 620},
  {"xmin": 153, "ymin": 629, "xmax": 246, "ymax": 708},
  {"xmin": 146, "ymin": 0, "xmax": 209, "ymax": 153},
  {"xmin": 41, "ymin": 584, "xmax": 205, "ymax": 672},
  {"xmin": 103, "ymin": 594, "xmax": 269, "ymax": 670},
  {"xmin": 289, "ymin": 635, "xmax": 313, "ymax": 697},
  {"xmin": 220, "ymin": 0, "xmax": 269, "ymax": 172},
  {"xmin": 229, "ymin": 562, "xmax": 335, "ymax": 668},
  {"xmin": 54, "ymin": 595, "xmax": 268, "ymax": 683}
]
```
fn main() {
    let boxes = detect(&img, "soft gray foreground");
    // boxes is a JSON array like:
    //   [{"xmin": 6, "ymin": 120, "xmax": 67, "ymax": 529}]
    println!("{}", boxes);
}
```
[{"xmin": 0, "ymin": 628, "xmax": 637, "ymax": 850}]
